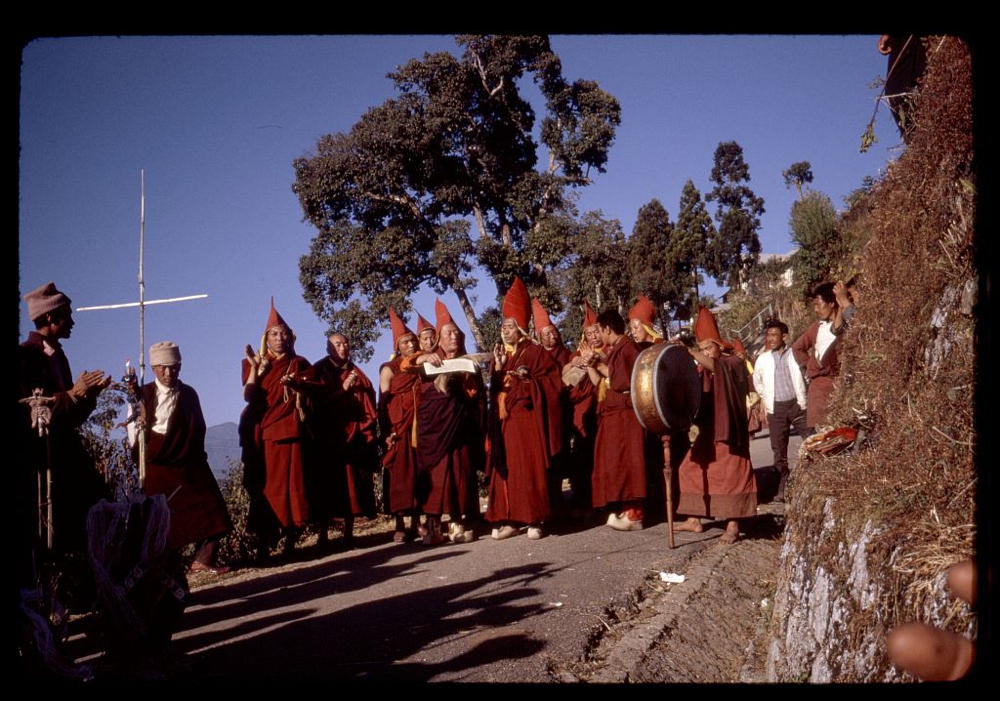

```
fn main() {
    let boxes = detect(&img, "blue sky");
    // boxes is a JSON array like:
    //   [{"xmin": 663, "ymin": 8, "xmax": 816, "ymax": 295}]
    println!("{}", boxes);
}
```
[{"xmin": 18, "ymin": 35, "xmax": 900, "ymax": 427}]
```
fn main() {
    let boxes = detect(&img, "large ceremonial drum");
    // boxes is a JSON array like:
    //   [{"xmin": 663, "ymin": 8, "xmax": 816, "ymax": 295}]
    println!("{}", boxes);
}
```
[{"xmin": 630, "ymin": 343, "xmax": 701, "ymax": 435}]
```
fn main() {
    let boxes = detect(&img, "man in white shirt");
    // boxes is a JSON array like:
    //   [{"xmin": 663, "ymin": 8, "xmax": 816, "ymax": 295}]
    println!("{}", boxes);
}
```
[{"xmin": 753, "ymin": 320, "xmax": 809, "ymax": 503}]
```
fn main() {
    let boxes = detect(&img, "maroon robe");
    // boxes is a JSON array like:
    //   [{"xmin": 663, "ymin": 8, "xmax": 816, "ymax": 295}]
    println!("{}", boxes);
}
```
[
  {"xmin": 676, "ymin": 354, "xmax": 757, "ymax": 519},
  {"xmin": 564, "ymin": 348, "xmax": 599, "ymax": 509},
  {"xmin": 18, "ymin": 332, "xmax": 109, "ymax": 563},
  {"xmin": 378, "ymin": 355, "xmax": 420, "ymax": 516},
  {"xmin": 791, "ymin": 321, "xmax": 842, "ymax": 428},
  {"xmin": 310, "ymin": 358, "xmax": 378, "ymax": 519},
  {"xmin": 139, "ymin": 381, "xmax": 231, "ymax": 550},
  {"xmin": 591, "ymin": 336, "xmax": 648, "ymax": 509},
  {"xmin": 486, "ymin": 340, "xmax": 563, "ymax": 525},
  {"xmin": 400, "ymin": 353, "xmax": 485, "ymax": 519},
  {"xmin": 240, "ymin": 353, "xmax": 312, "ymax": 530}
]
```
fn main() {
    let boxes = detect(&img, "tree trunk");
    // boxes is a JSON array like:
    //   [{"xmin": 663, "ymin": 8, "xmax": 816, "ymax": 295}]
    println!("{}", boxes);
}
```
[{"xmin": 453, "ymin": 288, "xmax": 484, "ymax": 352}]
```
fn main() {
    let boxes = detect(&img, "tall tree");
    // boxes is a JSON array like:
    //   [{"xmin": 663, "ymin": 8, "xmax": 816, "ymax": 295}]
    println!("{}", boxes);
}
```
[
  {"xmin": 782, "ymin": 161, "xmax": 814, "ymax": 201},
  {"xmin": 788, "ymin": 191, "xmax": 840, "ymax": 299},
  {"xmin": 555, "ymin": 211, "xmax": 628, "ymax": 344},
  {"xmin": 671, "ymin": 180, "xmax": 714, "ymax": 318},
  {"xmin": 627, "ymin": 198, "xmax": 681, "ymax": 327},
  {"xmin": 705, "ymin": 141, "xmax": 765, "ymax": 289},
  {"xmin": 293, "ymin": 35, "xmax": 621, "ymax": 359}
]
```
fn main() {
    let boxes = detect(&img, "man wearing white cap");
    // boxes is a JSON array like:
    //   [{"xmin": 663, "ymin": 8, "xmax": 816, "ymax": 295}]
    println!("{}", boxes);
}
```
[{"xmin": 136, "ymin": 341, "xmax": 232, "ymax": 575}]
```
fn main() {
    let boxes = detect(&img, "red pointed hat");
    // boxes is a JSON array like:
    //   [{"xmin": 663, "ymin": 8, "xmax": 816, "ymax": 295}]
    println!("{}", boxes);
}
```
[
  {"xmin": 502, "ymin": 276, "xmax": 531, "ymax": 330},
  {"xmin": 582, "ymin": 300, "xmax": 598, "ymax": 329},
  {"xmin": 628, "ymin": 294, "xmax": 656, "ymax": 325},
  {"xmin": 435, "ymin": 297, "xmax": 457, "ymax": 334},
  {"xmin": 415, "ymin": 311, "xmax": 434, "ymax": 335},
  {"xmin": 265, "ymin": 297, "xmax": 290, "ymax": 333},
  {"xmin": 694, "ymin": 306, "xmax": 732, "ymax": 351},
  {"xmin": 732, "ymin": 337, "xmax": 746, "ymax": 356},
  {"xmin": 531, "ymin": 297, "xmax": 553, "ymax": 333},
  {"xmin": 388, "ymin": 307, "xmax": 415, "ymax": 348}
]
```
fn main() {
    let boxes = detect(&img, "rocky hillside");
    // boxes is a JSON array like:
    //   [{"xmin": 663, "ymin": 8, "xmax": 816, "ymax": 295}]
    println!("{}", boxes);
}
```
[{"xmin": 765, "ymin": 37, "xmax": 980, "ymax": 682}]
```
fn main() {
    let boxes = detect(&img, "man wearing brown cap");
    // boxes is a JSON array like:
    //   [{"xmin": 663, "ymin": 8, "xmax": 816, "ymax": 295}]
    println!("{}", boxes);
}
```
[
  {"xmin": 134, "ymin": 341, "xmax": 232, "ymax": 575},
  {"xmin": 19, "ymin": 282, "xmax": 111, "ymax": 587}
]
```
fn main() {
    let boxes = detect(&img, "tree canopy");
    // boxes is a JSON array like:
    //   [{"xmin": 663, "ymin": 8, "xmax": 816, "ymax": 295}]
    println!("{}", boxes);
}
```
[
  {"xmin": 671, "ymin": 180, "xmax": 714, "ymax": 317},
  {"xmin": 626, "ymin": 198, "xmax": 677, "ymax": 325},
  {"xmin": 293, "ymin": 35, "xmax": 621, "ymax": 360},
  {"xmin": 554, "ymin": 210, "xmax": 629, "ymax": 343},
  {"xmin": 704, "ymin": 141, "xmax": 764, "ymax": 289},
  {"xmin": 788, "ymin": 191, "xmax": 840, "ymax": 299},
  {"xmin": 782, "ymin": 161, "xmax": 814, "ymax": 201}
]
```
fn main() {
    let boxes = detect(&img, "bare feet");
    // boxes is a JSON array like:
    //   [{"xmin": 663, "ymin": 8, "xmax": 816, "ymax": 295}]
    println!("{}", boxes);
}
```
[
  {"xmin": 673, "ymin": 517, "xmax": 704, "ymax": 533},
  {"xmin": 719, "ymin": 520, "xmax": 740, "ymax": 544}
]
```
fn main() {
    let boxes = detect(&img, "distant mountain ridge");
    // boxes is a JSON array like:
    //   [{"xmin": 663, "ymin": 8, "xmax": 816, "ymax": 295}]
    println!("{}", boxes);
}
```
[{"xmin": 205, "ymin": 421, "xmax": 240, "ymax": 480}]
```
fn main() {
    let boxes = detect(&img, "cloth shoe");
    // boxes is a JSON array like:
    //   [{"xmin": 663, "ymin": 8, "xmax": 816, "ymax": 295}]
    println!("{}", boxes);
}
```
[
  {"xmin": 527, "ymin": 526, "xmax": 543, "ymax": 540},
  {"xmin": 607, "ymin": 512, "xmax": 644, "ymax": 532},
  {"xmin": 491, "ymin": 525, "xmax": 519, "ymax": 540},
  {"xmin": 450, "ymin": 524, "xmax": 476, "ymax": 543}
]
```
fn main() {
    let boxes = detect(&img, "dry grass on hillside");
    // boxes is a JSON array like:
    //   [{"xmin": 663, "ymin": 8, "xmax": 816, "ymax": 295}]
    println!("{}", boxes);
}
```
[{"xmin": 793, "ymin": 35, "xmax": 977, "ymax": 664}]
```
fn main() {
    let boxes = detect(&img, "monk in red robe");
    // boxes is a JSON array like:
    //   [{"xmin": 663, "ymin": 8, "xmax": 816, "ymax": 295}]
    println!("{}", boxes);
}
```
[
  {"xmin": 588, "ymin": 308, "xmax": 648, "ymax": 531},
  {"xmin": 532, "ymin": 297, "xmax": 573, "ymax": 519},
  {"xmin": 240, "ymin": 299, "xmax": 313, "ymax": 559},
  {"xmin": 416, "ymin": 311, "xmax": 437, "ymax": 354},
  {"xmin": 378, "ymin": 308, "xmax": 421, "ymax": 542},
  {"xmin": 628, "ymin": 294, "xmax": 664, "ymax": 349},
  {"xmin": 627, "ymin": 294, "xmax": 671, "ymax": 520},
  {"xmin": 562, "ymin": 301, "xmax": 603, "ymax": 512},
  {"xmin": 137, "ymin": 341, "xmax": 231, "ymax": 574},
  {"xmin": 309, "ymin": 333, "xmax": 378, "ymax": 549},
  {"xmin": 485, "ymin": 279, "xmax": 563, "ymax": 540},
  {"xmin": 400, "ymin": 299, "xmax": 485, "ymax": 545},
  {"xmin": 674, "ymin": 307, "xmax": 758, "ymax": 544}
]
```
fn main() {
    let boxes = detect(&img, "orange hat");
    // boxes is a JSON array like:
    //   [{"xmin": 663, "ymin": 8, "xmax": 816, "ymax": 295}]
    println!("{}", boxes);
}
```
[
  {"xmin": 435, "ymin": 297, "xmax": 457, "ymax": 334},
  {"xmin": 416, "ymin": 311, "xmax": 434, "ymax": 335},
  {"xmin": 265, "ymin": 297, "xmax": 290, "ymax": 334},
  {"xmin": 693, "ymin": 306, "xmax": 733, "ymax": 351},
  {"xmin": 388, "ymin": 307, "xmax": 415, "ymax": 349},
  {"xmin": 582, "ymin": 300, "xmax": 598, "ymax": 329},
  {"xmin": 732, "ymin": 337, "xmax": 746, "ymax": 356},
  {"xmin": 628, "ymin": 294, "xmax": 656, "ymax": 326},
  {"xmin": 531, "ymin": 297, "xmax": 554, "ymax": 334},
  {"xmin": 502, "ymin": 277, "xmax": 531, "ymax": 331}
]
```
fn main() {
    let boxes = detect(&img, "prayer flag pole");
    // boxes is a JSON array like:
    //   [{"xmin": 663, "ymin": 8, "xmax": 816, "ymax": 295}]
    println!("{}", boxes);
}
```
[{"xmin": 75, "ymin": 170, "xmax": 208, "ymax": 490}]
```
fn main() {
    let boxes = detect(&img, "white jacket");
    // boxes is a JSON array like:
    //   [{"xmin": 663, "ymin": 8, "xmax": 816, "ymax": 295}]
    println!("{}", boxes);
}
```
[{"xmin": 753, "ymin": 348, "xmax": 807, "ymax": 414}]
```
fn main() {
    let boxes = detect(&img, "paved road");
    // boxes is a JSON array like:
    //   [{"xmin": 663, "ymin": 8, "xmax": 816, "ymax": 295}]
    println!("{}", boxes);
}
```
[{"xmin": 139, "ymin": 432, "xmax": 797, "ymax": 683}]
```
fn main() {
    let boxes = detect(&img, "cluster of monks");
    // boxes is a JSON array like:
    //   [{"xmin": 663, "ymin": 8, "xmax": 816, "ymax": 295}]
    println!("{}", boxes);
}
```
[{"xmin": 240, "ymin": 275, "xmax": 763, "ymax": 554}]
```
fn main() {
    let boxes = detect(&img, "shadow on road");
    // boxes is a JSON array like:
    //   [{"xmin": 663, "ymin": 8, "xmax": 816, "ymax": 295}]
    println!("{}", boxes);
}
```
[{"xmin": 173, "ymin": 544, "xmax": 562, "ymax": 682}]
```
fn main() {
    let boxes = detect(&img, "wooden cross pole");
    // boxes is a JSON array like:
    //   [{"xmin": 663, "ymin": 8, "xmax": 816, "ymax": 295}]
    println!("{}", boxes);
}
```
[{"xmin": 76, "ymin": 170, "xmax": 207, "ymax": 488}]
